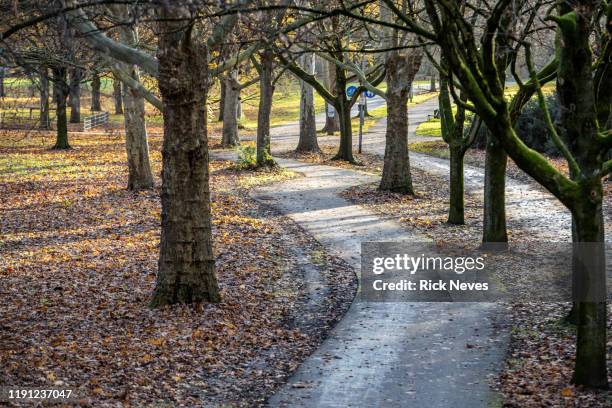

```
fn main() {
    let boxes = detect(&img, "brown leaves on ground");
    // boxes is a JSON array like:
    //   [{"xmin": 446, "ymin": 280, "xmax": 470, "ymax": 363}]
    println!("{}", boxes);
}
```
[
  {"xmin": 0, "ymin": 131, "xmax": 356, "ymax": 407},
  {"xmin": 277, "ymin": 145, "xmax": 382, "ymax": 173},
  {"xmin": 342, "ymin": 167, "xmax": 482, "ymax": 246},
  {"xmin": 498, "ymin": 302, "xmax": 612, "ymax": 407}
]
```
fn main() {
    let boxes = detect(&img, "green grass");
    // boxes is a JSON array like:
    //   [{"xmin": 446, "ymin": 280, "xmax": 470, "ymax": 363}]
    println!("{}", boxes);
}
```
[
  {"xmin": 238, "ymin": 89, "xmax": 327, "ymax": 130},
  {"xmin": 410, "ymin": 140, "xmax": 449, "ymax": 158},
  {"xmin": 414, "ymin": 83, "xmax": 556, "ymax": 138},
  {"xmin": 416, "ymin": 118, "xmax": 442, "ymax": 137}
]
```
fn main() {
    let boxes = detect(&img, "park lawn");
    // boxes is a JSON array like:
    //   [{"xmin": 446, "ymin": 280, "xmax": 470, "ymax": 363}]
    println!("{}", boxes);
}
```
[
  {"xmin": 237, "ymin": 88, "xmax": 327, "ymax": 131},
  {"xmin": 3, "ymin": 78, "xmax": 431, "ymax": 136},
  {"xmin": 414, "ymin": 83, "xmax": 556, "ymax": 138},
  {"xmin": 416, "ymin": 118, "xmax": 442, "ymax": 137},
  {"xmin": 358, "ymin": 91, "xmax": 439, "ymax": 135}
]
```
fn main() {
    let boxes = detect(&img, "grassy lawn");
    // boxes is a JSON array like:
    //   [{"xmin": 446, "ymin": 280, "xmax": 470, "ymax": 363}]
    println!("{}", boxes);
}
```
[
  {"xmin": 414, "ymin": 83, "xmax": 556, "ymax": 138},
  {"xmin": 2, "ymin": 77, "xmax": 438, "ymax": 135},
  {"xmin": 359, "ymin": 91, "xmax": 439, "ymax": 135}
]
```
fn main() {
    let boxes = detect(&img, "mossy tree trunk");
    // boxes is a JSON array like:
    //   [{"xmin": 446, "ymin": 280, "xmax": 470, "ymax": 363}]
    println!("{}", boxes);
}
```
[
  {"xmin": 151, "ymin": 9, "xmax": 220, "ymax": 307},
  {"xmin": 438, "ymin": 63, "xmax": 480, "ymax": 224},
  {"xmin": 448, "ymin": 146, "xmax": 466, "ymax": 223},
  {"xmin": 482, "ymin": 134, "xmax": 508, "ymax": 245},
  {"xmin": 52, "ymin": 67, "xmax": 70, "ymax": 149},
  {"xmin": 555, "ymin": 1, "xmax": 608, "ymax": 388}
]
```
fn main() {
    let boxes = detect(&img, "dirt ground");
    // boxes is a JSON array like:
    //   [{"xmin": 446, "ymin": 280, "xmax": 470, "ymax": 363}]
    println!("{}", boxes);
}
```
[{"xmin": 0, "ymin": 131, "xmax": 356, "ymax": 407}]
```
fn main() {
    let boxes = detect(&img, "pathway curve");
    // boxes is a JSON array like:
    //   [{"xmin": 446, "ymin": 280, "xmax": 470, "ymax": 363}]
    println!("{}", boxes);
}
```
[
  {"xmin": 358, "ymin": 98, "xmax": 573, "ymax": 241},
  {"xmin": 211, "ymin": 95, "xmax": 509, "ymax": 407}
]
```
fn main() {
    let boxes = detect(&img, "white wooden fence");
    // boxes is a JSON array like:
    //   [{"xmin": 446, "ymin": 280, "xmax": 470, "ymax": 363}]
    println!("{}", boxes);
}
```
[{"xmin": 83, "ymin": 111, "xmax": 109, "ymax": 131}]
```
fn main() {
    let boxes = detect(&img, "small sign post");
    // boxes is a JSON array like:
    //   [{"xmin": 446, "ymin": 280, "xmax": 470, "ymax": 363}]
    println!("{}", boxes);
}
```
[{"xmin": 358, "ymin": 91, "xmax": 365, "ymax": 154}]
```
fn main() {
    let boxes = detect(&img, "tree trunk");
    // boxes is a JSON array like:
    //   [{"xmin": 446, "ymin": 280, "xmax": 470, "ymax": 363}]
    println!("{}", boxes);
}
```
[
  {"xmin": 256, "ymin": 50, "xmax": 276, "ymax": 167},
  {"xmin": 91, "ymin": 74, "xmax": 101, "ymax": 111},
  {"xmin": 321, "ymin": 59, "xmax": 340, "ymax": 134},
  {"xmin": 112, "ymin": 75, "xmax": 123, "ymax": 114},
  {"xmin": 430, "ymin": 75, "xmax": 436, "ymax": 92},
  {"xmin": 68, "ymin": 68, "xmax": 81, "ymax": 123},
  {"xmin": 332, "ymin": 64, "xmax": 354, "ymax": 162},
  {"xmin": 0, "ymin": 67, "xmax": 5, "ymax": 97},
  {"xmin": 482, "ymin": 132, "xmax": 508, "ymax": 247},
  {"xmin": 448, "ymin": 146, "xmax": 466, "ymax": 224},
  {"xmin": 297, "ymin": 52, "xmax": 319, "ymax": 153},
  {"xmin": 122, "ymin": 76, "xmax": 154, "ymax": 190},
  {"xmin": 151, "ymin": 13, "xmax": 220, "ymax": 307},
  {"xmin": 322, "ymin": 103, "xmax": 340, "ymax": 134},
  {"xmin": 39, "ymin": 69, "xmax": 50, "ymax": 129},
  {"xmin": 237, "ymin": 97, "xmax": 244, "ymax": 126},
  {"xmin": 554, "ymin": 1, "xmax": 608, "ymax": 388},
  {"xmin": 380, "ymin": 57, "xmax": 414, "ymax": 192},
  {"xmin": 221, "ymin": 70, "xmax": 240, "ymax": 146},
  {"xmin": 572, "ymin": 196, "xmax": 607, "ymax": 388},
  {"xmin": 333, "ymin": 96, "xmax": 354, "ymax": 162},
  {"xmin": 52, "ymin": 67, "xmax": 70, "ymax": 149},
  {"xmin": 116, "ymin": 20, "xmax": 154, "ymax": 191},
  {"xmin": 217, "ymin": 79, "xmax": 225, "ymax": 122}
]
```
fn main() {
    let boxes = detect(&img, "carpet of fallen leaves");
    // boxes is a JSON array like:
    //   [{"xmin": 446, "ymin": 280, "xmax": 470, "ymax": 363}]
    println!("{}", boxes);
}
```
[
  {"xmin": 276, "ymin": 146, "xmax": 383, "ymax": 174},
  {"xmin": 0, "ymin": 130, "xmax": 356, "ymax": 407},
  {"xmin": 336, "ymin": 156, "xmax": 612, "ymax": 407},
  {"xmin": 498, "ymin": 302, "xmax": 612, "ymax": 407}
]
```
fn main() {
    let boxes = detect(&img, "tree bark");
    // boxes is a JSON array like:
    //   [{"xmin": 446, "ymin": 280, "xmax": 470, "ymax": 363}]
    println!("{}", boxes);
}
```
[
  {"xmin": 52, "ymin": 67, "xmax": 70, "ymax": 149},
  {"xmin": 332, "ymin": 62, "xmax": 354, "ymax": 162},
  {"xmin": 151, "ymin": 10, "xmax": 220, "ymax": 307},
  {"xmin": 112, "ymin": 75, "xmax": 123, "ymax": 114},
  {"xmin": 321, "ymin": 59, "xmax": 340, "ymax": 134},
  {"xmin": 121, "ymin": 73, "xmax": 154, "ymax": 190},
  {"xmin": 555, "ymin": 1, "xmax": 608, "ymax": 388},
  {"xmin": 256, "ymin": 50, "xmax": 276, "ymax": 167},
  {"xmin": 112, "ymin": 11, "xmax": 154, "ymax": 191},
  {"xmin": 297, "ymin": 52, "xmax": 319, "ymax": 153},
  {"xmin": 448, "ymin": 146, "xmax": 466, "ymax": 224},
  {"xmin": 482, "ymin": 133, "xmax": 508, "ymax": 246},
  {"xmin": 217, "ymin": 79, "xmax": 225, "ymax": 122},
  {"xmin": 39, "ymin": 69, "xmax": 50, "ymax": 129},
  {"xmin": 91, "ymin": 73, "xmax": 102, "ymax": 111},
  {"xmin": 221, "ymin": 70, "xmax": 240, "ymax": 146},
  {"xmin": 0, "ymin": 67, "xmax": 5, "ymax": 97},
  {"xmin": 380, "ymin": 52, "xmax": 418, "ymax": 193},
  {"xmin": 68, "ymin": 68, "xmax": 81, "ymax": 123},
  {"xmin": 572, "ymin": 200, "xmax": 607, "ymax": 388}
]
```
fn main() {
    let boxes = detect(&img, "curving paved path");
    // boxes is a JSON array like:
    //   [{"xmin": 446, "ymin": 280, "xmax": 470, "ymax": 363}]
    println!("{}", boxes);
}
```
[{"xmin": 212, "ymin": 94, "xmax": 510, "ymax": 407}]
